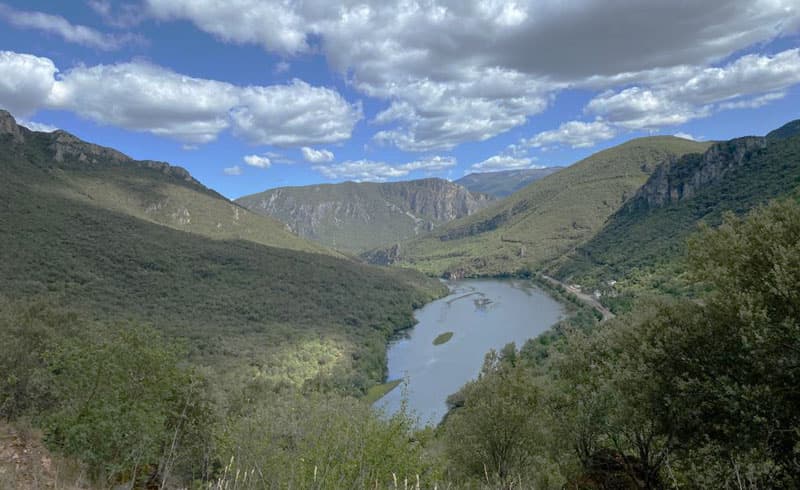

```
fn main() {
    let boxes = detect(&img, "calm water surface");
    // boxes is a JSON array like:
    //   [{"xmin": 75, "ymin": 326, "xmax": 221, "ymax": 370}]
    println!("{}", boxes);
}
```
[{"xmin": 375, "ymin": 279, "xmax": 564, "ymax": 426}]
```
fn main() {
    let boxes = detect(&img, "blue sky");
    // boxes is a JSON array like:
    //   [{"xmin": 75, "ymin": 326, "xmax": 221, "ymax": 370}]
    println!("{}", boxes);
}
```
[{"xmin": 1, "ymin": 1, "xmax": 799, "ymax": 199}]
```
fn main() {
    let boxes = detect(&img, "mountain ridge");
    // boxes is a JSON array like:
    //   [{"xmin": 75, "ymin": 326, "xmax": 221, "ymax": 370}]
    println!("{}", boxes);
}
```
[
  {"xmin": 236, "ymin": 178, "xmax": 494, "ymax": 253},
  {"xmin": 552, "ymin": 120, "xmax": 800, "ymax": 309},
  {"xmin": 455, "ymin": 167, "xmax": 563, "ymax": 197},
  {"xmin": 366, "ymin": 136, "xmax": 712, "ymax": 277}
]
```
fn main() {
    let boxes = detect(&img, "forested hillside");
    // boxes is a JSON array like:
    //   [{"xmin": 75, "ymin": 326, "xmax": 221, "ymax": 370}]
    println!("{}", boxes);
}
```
[{"xmin": 554, "ymin": 120, "xmax": 800, "ymax": 311}]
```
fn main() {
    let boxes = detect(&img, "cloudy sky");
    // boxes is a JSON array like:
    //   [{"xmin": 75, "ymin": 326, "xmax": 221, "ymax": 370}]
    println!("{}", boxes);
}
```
[{"xmin": 1, "ymin": 0, "xmax": 799, "ymax": 198}]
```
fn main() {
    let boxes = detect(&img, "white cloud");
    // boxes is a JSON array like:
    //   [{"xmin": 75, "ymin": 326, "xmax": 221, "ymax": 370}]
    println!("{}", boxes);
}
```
[
  {"xmin": 141, "ymin": 0, "xmax": 800, "ymax": 149},
  {"xmin": 274, "ymin": 61, "xmax": 291, "ymax": 74},
  {"xmin": 400, "ymin": 156, "xmax": 457, "ymax": 172},
  {"xmin": 0, "ymin": 51, "xmax": 360, "ymax": 146},
  {"xmin": 243, "ymin": 154, "xmax": 271, "ymax": 168},
  {"xmin": 313, "ymin": 160, "xmax": 409, "ymax": 182},
  {"xmin": 371, "ymin": 71, "xmax": 552, "ymax": 151},
  {"xmin": 301, "ymin": 147, "xmax": 334, "ymax": 163},
  {"xmin": 470, "ymin": 154, "xmax": 535, "ymax": 172},
  {"xmin": 145, "ymin": 0, "xmax": 309, "ymax": 55},
  {"xmin": 718, "ymin": 91, "xmax": 787, "ymax": 110},
  {"xmin": 19, "ymin": 119, "xmax": 58, "ymax": 132},
  {"xmin": 223, "ymin": 165, "xmax": 242, "ymax": 176},
  {"xmin": 673, "ymin": 132, "xmax": 700, "ymax": 141},
  {"xmin": 48, "ymin": 61, "xmax": 238, "ymax": 144},
  {"xmin": 231, "ymin": 81, "xmax": 362, "ymax": 147},
  {"xmin": 587, "ymin": 49, "xmax": 800, "ymax": 129},
  {"xmin": 313, "ymin": 155, "xmax": 456, "ymax": 181},
  {"xmin": 526, "ymin": 120, "xmax": 616, "ymax": 149},
  {"xmin": 0, "ymin": 3, "xmax": 131, "ymax": 50},
  {"xmin": 0, "ymin": 51, "xmax": 57, "ymax": 116}
]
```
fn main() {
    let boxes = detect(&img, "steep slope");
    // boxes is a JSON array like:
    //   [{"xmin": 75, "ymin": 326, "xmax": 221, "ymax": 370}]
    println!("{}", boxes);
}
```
[
  {"xmin": 554, "ymin": 120, "xmax": 800, "ymax": 308},
  {"xmin": 3, "ymin": 111, "xmax": 333, "ymax": 257},
  {"xmin": 0, "ymin": 111, "xmax": 445, "ymax": 394},
  {"xmin": 455, "ymin": 167, "xmax": 562, "ymax": 197},
  {"xmin": 236, "ymin": 179, "xmax": 494, "ymax": 253},
  {"xmin": 366, "ymin": 137, "xmax": 711, "ymax": 277}
]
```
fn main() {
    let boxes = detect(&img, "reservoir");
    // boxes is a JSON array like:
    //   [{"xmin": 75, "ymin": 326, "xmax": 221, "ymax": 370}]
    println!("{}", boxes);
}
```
[{"xmin": 375, "ymin": 279, "xmax": 564, "ymax": 426}]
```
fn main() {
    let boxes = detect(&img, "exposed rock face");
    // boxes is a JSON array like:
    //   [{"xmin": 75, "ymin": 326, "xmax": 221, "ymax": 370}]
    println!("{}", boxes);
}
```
[
  {"xmin": 0, "ymin": 110, "xmax": 204, "ymax": 188},
  {"xmin": 237, "ymin": 178, "xmax": 495, "ymax": 252},
  {"xmin": 626, "ymin": 136, "xmax": 768, "ymax": 211},
  {"xmin": 0, "ymin": 110, "xmax": 25, "ymax": 143}
]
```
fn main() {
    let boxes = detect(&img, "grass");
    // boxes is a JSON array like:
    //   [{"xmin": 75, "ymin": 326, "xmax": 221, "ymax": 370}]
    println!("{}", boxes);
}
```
[
  {"xmin": 433, "ymin": 331, "xmax": 454, "ymax": 345},
  {"xmin": 364, "ymin": 379, "xmax": 403, "ymax": 404},
  {"xmin": 376, "ymin": 137, "xmax": 711, "ymax": 277},
  {"xmin": 236, "ymin": 178, "xmax": 494, "ymax": 253}
]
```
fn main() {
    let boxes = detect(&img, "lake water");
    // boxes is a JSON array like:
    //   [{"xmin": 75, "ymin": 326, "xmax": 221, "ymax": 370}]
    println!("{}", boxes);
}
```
[{"xmin": 374, "ymin": 279, "xmax": 564, "ymax": 426}]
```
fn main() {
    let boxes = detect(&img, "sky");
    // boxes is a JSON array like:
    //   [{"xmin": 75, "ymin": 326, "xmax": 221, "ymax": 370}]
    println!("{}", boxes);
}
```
[{"xmin": 1, "ymin": 1, "xmax": 799, "ymax": 199}]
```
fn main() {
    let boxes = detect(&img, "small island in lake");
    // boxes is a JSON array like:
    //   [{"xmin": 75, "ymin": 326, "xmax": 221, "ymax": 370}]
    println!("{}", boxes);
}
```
[{"xmin": 433, "ymin": 331, "xmax": 454, "ymax": 346}]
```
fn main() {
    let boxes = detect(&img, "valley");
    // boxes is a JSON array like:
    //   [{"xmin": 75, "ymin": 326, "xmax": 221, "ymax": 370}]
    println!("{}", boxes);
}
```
[{"xmin": 2, "ymin": 105, "xmax": 799, "ymax": 489}]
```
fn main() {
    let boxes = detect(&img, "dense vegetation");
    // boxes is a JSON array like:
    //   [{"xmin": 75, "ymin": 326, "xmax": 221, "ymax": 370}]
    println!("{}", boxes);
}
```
[
  {"xmin": 236, "ymin": 178, "xmax": 493, "ymax": 253},
  {"xmin": 555, "ymin": 122, "xmax": 800, "ymax": 313},
  {"xmin": 374, "ymin": 137, "xmax": 710, "ymax": 277},
  {"xmin": 440, "ymin": 199, "xmax": 800, "ymax": 487},
  {"xmin": 3, "ymin": 110, "xmax": 799, "ymax": 488},
  {"xmin": 455, "ymin": 167, "xmax": 562, "ymax": 198}
]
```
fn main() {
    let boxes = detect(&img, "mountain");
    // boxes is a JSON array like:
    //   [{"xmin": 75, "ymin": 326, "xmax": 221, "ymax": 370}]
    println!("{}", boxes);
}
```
[
  {"xmin": 3, "ymin": 114, "xmax": 334, "ymax": 257},
  {"xmin": 0, "ymin": 110, "xmax": 445, "ymax": 393},
  {"xmin": 455, "ymin": 167, "xmax": 562, "ymax": 197},
  {"xmin": 553, "ymin": 119, "xmax": 800, "ymax": 308},
  {"xmin": 364, "ymin": 137, "xmax": 712, "ymax": 277},
  {"xmin": 236, "ymin": 179, "xmax": 494, "ymax": 253}
]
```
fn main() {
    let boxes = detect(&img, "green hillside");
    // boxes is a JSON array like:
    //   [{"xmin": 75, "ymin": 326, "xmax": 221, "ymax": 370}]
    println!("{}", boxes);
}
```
[
  {"xmin": 236, "ymin": 179, "xmax": 494, "ymax": 253},
  {"xmin": 371, "ymin": 137, "xmax": 711, "ymax": 277},
  {"xmin": 553, "ymin": 121, "xmax": 800, "ymax": 310},
  {"xmin": 455, "ymin": 167, "xmax": 562, "ymax": 197},
  {"xmin": 0, "ymin": 112, "xmax": 445, "ymax": 395},
  {"xmin": 7, "ymin": 119, "xmax": 334, "ymax": 257}
]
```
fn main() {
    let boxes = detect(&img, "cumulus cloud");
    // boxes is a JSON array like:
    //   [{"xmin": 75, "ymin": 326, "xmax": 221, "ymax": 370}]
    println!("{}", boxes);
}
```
[
  {"xmin": 223, "ymin": 165, "xmax": 242, "ymax": 176},
  {"xmin": 48, "ymin": 61, "xmax": 238, "ymax": 144},
  {"xmin": 313, "ymin": 160, "xmax": 409, "ymax": 182},
  {"xmin": 587, "ymin": 49, "xmax": 800, "ymax": 129},
  {"xmin": 400, "ymin": 156, "xmax": 457, "ymax": 172},
  {"xmin": 141, "ymin": 0, "xmax": 800, "ymax": 149},
  {"xmin": 301, "ymin": 147, "xmax": 334, "ymax": 163},
  {"xmin": 231, "ymin": 81, "xmax": 362, "ymax": 147},
  {"xmin": 371, "ymin": 71, "xmax": 552, "ymax": 151},
  {"xmin": 0, "ymin": 51, "xmax": 360, "ymax": 146},
  {"xmin": 526, "ymin": 120, "xmax": 616, "ymax": 149},
  {"xmin": 313, "ymin": 155, "xmax": 456, "ymax": 181},
  {"xmin": 243, "ymin": 154, "xmax": 271, "ymax": 168},
  {"xmin": 470, "ymin": 155, "xmax": 535, "ymax": 172},
  {"xmin": 0, "ymin": 51, "xmax": 57, "ymax": 116},
  {"xmin": 0, "ymin": 3, "xmax": 132, "ymax": 50},
  {"xmin": 145, "ymin": 0, "xmax": 309, "ymax": 54}
]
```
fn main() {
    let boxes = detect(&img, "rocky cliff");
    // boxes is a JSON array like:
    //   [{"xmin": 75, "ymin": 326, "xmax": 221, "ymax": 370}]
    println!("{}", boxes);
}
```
[
  {"xmin": 625, "ymin": 136, "xmax": 769, "ymax": 211},
  {"xmin": 236, "ymin": 178, "xmax": 495, "ymax": 253}
]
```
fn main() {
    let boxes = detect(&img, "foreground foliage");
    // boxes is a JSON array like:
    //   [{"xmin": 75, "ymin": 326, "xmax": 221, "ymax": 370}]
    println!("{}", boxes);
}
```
[{"xmin": 441, "ymin": 199, "xmax": 800, "ymax": 488}]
